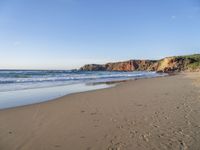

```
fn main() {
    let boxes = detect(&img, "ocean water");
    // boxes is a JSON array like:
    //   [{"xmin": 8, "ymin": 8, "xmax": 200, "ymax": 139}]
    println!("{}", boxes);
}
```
[{"xmin": 0, "ymin": 70, "xmax": 165, "ymax": 109}]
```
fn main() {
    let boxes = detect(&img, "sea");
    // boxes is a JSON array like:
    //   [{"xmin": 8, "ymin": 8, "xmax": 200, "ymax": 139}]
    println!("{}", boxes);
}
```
[{"xmin": 0, "ymin": 70, "xmax": 166, "ymax": 109}]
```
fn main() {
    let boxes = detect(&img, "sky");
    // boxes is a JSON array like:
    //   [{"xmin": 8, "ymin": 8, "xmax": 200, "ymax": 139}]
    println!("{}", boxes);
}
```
[{"xmin": 0, "ymin": 0, "xmax": 200, "ymax": 69}]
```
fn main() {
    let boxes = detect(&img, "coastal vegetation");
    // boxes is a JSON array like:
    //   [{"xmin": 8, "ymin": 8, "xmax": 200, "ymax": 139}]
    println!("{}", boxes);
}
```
[{"xmin": 174, "ymin": 54, "xmax": 200, "ymax": 70}]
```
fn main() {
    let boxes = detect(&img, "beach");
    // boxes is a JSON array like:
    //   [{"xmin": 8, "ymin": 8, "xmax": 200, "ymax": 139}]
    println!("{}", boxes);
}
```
[{"xmin": 0, "ymin": 72, "xmax": 200, "ymax": 150}]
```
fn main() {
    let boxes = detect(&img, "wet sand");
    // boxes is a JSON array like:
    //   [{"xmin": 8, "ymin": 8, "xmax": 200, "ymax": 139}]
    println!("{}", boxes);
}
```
[{"xmin": 0, "ymin": 72, "xmax": 200, "ymax": 150}]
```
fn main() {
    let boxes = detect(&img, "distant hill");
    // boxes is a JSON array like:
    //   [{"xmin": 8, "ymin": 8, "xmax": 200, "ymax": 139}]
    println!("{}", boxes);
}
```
[{"xmin": 80, "ymin": 54, "xmax": 200, "ymax": 73}]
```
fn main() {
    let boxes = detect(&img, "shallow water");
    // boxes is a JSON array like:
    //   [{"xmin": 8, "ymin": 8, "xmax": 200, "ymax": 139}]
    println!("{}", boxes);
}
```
[
  {"xmin": 0, "ymin": 83, "xmax": 112, "ymax": 109},
  {"xmin": 0, "ymin": 70, "xmax": 166, "ymax": 109}
]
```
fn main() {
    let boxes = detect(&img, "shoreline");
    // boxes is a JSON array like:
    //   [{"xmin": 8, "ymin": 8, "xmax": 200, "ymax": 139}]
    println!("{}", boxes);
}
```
[
  {"xmin": 0, "ymin": 83, "xmax": 113, "ymax": 110},
  {"xmin": 0, "ymin": 72, "xmax": 200, "ymax": 149},
  {"xmin": 0, "ymin": 84, "xmax": 114, "ymax": 111},
  {"xmin": 0, "ymin": 73, "xmax": 166, "ymax": 110}
]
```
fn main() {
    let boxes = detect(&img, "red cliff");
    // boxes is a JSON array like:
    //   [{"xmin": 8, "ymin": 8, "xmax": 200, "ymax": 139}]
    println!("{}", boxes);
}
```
[{"xmin": 80, "ymin": 54, "xmax": 200, "ymax": 73}]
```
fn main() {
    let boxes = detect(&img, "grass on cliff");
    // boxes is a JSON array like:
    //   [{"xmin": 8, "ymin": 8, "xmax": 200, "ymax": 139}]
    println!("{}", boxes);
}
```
[
  {"xmin": 175, "ymin": 54, "xmax": 200, "ymax": 69},
  {"xmin": 187, "ymin": 62, "xmax": 200, "ymax": 70},
  {"xmin": 175, "ymin": 54, "xmax": 200, "ymax": 59}
]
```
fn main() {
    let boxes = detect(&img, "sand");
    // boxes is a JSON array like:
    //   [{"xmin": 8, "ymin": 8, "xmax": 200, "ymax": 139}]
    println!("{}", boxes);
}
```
[{"xmin": 0, "ymin": 72, "xmax": 200, "ymax": 150}]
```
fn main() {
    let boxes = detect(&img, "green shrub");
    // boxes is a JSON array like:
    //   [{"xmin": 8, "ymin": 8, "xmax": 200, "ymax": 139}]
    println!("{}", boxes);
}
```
[
  {"xmin": 187, "ymin": 62, "xmax": 200, "ymax": 70},
  {"xmin": 175, "ymin": 54, "xmax": 200, "ymax": 70}
]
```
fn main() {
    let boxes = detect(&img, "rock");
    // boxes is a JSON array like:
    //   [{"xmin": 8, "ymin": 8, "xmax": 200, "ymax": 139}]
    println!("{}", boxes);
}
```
[
  {"xmin": 80, "ymin": 60, "xmax": 158, "ymax": 72},
  {"xmin": 79, "ymin": 64, "xmax": 106, "ymax": 71},
  {"xmin": 79, "ymin": 54, "xmax": 200, "ymax": 73}
]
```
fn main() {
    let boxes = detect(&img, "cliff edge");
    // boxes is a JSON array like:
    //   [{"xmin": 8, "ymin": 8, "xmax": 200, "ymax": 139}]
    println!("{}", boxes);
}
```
[{"xmin": 80, "ymin": 54, "xmax": 200, "ymax": 73}]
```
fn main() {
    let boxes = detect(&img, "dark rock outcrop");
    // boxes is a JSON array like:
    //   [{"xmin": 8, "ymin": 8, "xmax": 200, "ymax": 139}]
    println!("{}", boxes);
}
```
[{"xmin": 79, "ymin": 64, "xmax": 106, "ymax": 71}]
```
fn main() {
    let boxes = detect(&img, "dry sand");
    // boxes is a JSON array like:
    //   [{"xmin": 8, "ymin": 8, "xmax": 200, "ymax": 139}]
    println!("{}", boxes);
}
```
[{"xmin": 0, "ymin": 73, "xmax": 200, "ymax": 150}]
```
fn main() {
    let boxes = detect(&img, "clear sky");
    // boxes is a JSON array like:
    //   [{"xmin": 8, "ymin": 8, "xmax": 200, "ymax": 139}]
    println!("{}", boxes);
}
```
[{"xmin": 0, "ymin": 0, "xmax": 200, "ymax": 69}]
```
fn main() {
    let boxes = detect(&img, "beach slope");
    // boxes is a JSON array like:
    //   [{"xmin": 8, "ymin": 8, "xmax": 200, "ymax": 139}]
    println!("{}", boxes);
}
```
[{"xmin": 0, "ymin": 73, "xmax": 200, "ymax": 150}]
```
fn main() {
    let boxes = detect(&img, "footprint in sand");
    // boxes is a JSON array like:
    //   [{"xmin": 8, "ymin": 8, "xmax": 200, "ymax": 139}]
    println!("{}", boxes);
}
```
[
  {"xmin": 87, "ymin": 147, "xmax": 92, "ymax": 150},
  {"xmin": 94, "ymin": 125, "xmax": 99, "ymax": 128},
  {"xmin": 90, "ymin": 112, "xmax": 97, "ymax": 115},
  {"xmin": 81, "ymin": 110, "xmax": 85, "ymax": 113},
  {"xmin": 140, "ymin": 133, "xmax": 150, "ymax": 142},
  {"xmin": 54, "ymin": 145, "xmax": 61, "ymax": 148}
]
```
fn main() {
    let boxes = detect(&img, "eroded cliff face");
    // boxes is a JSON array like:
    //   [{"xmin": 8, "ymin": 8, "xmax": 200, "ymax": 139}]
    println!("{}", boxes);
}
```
[
  {"xmin": 80, "ymin": 54, "xmax": 200, "ymax": 73},
  {"xmin": 157, "ymin": 56, "xmax": 199, "ymax": 72},
  {"xmin": 79, "ymin": 64, "xmax": 106, "ymax": 71},
  {"xmin": 105, "ymin": 60, "xmax": 158, "ymax": 71},
  {"xmin": 156, "ymin": 57, "xmax": 183, "ymax": 72},
  {"xmin": 80, "ymin": 60, "xmax": 158, "ymax": 71}
]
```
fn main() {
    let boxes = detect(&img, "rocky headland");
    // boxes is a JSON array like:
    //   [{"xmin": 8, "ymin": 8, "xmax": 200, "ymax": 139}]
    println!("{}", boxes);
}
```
[{"xmin": 80, "ymin": 54, "xmax": 200, "ymax": 73}]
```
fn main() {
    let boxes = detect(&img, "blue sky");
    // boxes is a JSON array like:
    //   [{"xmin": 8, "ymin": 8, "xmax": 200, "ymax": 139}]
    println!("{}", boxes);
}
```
[{"xmin": 0, "ymin": 0, "xmax": 200, "ymax": 69}]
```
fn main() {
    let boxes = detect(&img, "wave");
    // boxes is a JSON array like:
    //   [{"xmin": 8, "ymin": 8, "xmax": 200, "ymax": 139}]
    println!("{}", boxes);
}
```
[
  {"xmin": 0, "ymin": 72, "xmax": 157, "ymax": 83},
  {"xmin": 0, "ymin": 70, "xmax": 165, "ymax": 92}
]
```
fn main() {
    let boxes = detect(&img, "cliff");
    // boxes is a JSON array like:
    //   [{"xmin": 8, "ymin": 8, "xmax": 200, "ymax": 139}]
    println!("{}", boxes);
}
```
[{"xmin": 80, "ymin": 54, "xmax": 200, "ymax": 73}]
